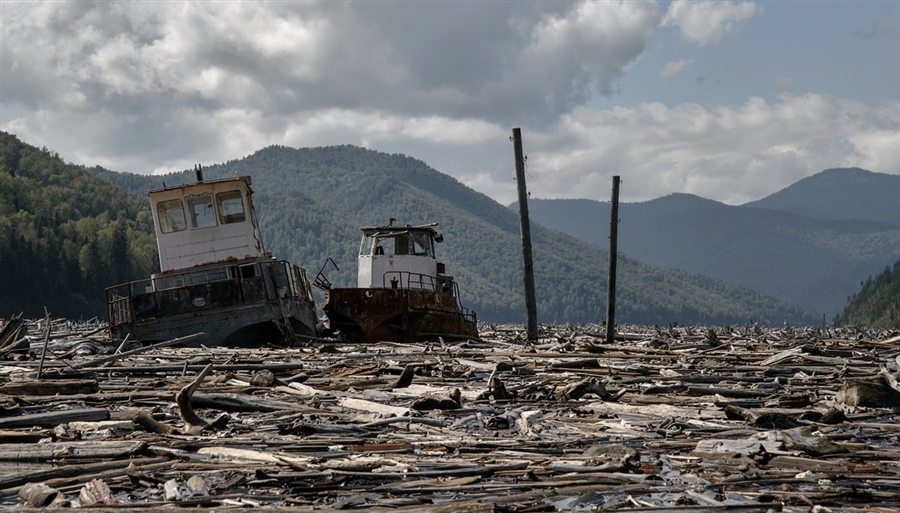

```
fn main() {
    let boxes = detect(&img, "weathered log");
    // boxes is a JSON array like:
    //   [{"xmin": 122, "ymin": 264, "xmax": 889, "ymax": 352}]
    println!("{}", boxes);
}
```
[
  {"xmin": 1, "ymin": 378, "xmax": 99, "ymax": 396},
  {"xmin": 779, "ymin": 426, "xmax": 849, "ymax": 457},
  {"xmin": 723, "ymin": 405, "xmax": 803, "ymax": 429},
  {"xmin": 0, "ymin": 457, "xmax": 164, "ymax": 490},
  {"xmin": 250, "ymin": 369, "xmax": 278, "ymax": 387},
  {"xmin": 72, "ymin": 332, "xmax": 205, "ymax": 369},
  {"xmin": 0, "ymin": 407, "xmax": 109, "ymax": 429},
  {"xmin": 175, "ymin": 363, "xmax": 225, "ymax": 434},
  {"xmin": 409, "ymin": 389, "xmax": 462, "ymax": 411},
  {"xmin": 190, "ymin": 393, "xmax": 311, "ymax": 412},
  {"xmin": 392, "ymin": 363, "xmax": 418, "ymax": 389},
  {"xmin": 359, "ymin": 416, "xmax": 446, "ymax": 429},
  {"xmin": 338, "ymin": 397, "xmax": 409, "ymax": 417},
  {"xmin": 0, "ymin": 429, "xmax": 47, "ymax": 443},
  {"xmin": 0, "ymin": 316, "xmax": 24, "ymax": 351},
  {"xmin": 836, "ymin": 375, "xmax": 900, "ymax": 407},
  {"xmin": 128, "ymin": 409, "xmax": 174, "ymax": 435},
  {"xmin": 692, "ymin": 439, "xmax": 781, "ymax": 460},
  {"xmin": 0, "ymin": 440, "xmax": 145, "ymax": 461},
  {"xmin": 555, "ymin": 378, "xmax": 609, "ymax": 400},
  {"xmin": 17, "ymin": 482, "xmax": 60, "ymax": 507}
]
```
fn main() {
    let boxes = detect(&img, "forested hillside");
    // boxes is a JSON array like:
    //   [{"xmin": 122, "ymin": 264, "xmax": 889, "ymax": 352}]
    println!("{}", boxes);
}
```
[
  {"xmin": 0, "ymin": 132, "xmax": 158, "ymax": 318},
  {"xmin": 524, "ymin": 189, "xmax": 900, "ymax": 317},
  {"xmin": 835, "ymin": 261, "xmax": 900, "ymax": 329},
  {"xmin": 87, "ymin": 144, "xmax": 816, "ymax": 326}
]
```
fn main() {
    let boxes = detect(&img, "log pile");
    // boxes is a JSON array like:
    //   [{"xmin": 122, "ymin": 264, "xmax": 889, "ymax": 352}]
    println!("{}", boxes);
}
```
[{"xmin": 1, "ymin": 317, "xmax": 900, "ymax": 512}]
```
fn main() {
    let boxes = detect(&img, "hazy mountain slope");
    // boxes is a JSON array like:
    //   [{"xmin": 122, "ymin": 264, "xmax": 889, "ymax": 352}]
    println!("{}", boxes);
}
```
[
  {"xmin": 525, "ymin": 188, "xmax": 900, "ymax": 317},
  {"xmin": 744, "ymin": 168, "xmax": 900, "ymax": 225},
  {"xmin": 836, "ymin": 260, "xmax": 900, "ymax": 329},
  {"xmin": 87, "ymin": 144, "xmax": 816, "ymax": 325}
]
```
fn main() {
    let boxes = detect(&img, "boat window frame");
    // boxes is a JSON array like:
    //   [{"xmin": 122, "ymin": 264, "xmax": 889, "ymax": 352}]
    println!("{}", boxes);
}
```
[
  {"xmin": 360, "ymin": 233, "xmax": 376, "ymax": 256},
  {"xmin": 157, "ymin": 199, "xmax": 187, "ymax": 233},
  {"xmin": 216, "ymin": 190, "xmax": 246, "ymax": 225},
  {"xmin": 186, "ymin": 193, "xmax": 217, "ymax": 229},
  {"xmin": 410, "ymin": 231, "xmax": 433, "ymax": 257},
  {"xmin": 361, "ymin": 230, "xmax": 435, "ymax": 257},
  {"xmin": 375, "ymin": 235, "xmax": 397, "ymax": 256}
]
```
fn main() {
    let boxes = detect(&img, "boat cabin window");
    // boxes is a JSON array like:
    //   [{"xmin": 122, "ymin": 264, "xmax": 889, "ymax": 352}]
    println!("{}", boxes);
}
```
[
  {"xmin": 216, "ymin": 190, "xmax": 246, "ymax": 224},
  {"xmin": 362, "ymin": 231, "xmax": 433, "ymax": 256},
  {"xmin": 361, "ymin": 234, "xmax": 375, "ymax": 256},
  {"xmin": 157, "ymin": 199, "xmax": 187, "ymax": 233},
  {"xmin": 411, "ymin": 231, "xmax": 432, "ymax": 256},
  {"xmin": 366, "ymin": 234, "xmax": 405, "ymax": 256},
  {"xmin": 187, "ymin": 194, "xmax": 217, "ymax": 229},
  {"xmin": 376, "ymin": 236, "xmax": 397, "ymax": 256}
]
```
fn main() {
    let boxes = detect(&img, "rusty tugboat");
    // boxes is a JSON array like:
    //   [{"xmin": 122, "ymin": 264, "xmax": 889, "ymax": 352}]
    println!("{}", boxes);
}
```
[
  {"xmin": 105, "ymin": 167, "xmax": 318, "ymax": 346},
  {"xmin": 320, "ymin": 221, "xmax": 478, "ymax": 343}
]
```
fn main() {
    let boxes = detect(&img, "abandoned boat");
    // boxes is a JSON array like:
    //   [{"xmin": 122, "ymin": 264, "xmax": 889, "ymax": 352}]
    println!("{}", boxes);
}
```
[
  {"xmin": 320, "ymin": 222, "xmax": 477, "ymax": 343},
  {"xmin": 106, "ymin": 169, "xmax": 317, "ymax": 346}
]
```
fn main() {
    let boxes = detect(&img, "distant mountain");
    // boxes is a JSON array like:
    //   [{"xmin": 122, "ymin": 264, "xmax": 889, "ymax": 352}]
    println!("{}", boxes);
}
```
[
  {"xmin": 523, "ymin": 170, "xmax": 900, "ymax": 318},
  {"xmin": 744, "ymin": 168, "xmax": 900, "ymax": 225},
  {"xmin": 85, "ymin": 144, "xmax": 816, "ymax": 326}
]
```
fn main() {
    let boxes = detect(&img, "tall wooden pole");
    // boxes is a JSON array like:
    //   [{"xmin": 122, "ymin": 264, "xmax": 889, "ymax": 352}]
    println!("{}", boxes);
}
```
[
  {"xmin": 605, "ymin": 176, "xmax": 620, "ymax": 344},
  {"xmin": 512, "ymin": 128, "xmax": 538, "ymax": 342}
]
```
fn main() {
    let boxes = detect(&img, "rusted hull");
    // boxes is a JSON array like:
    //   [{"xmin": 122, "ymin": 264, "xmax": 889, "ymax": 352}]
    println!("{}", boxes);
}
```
[{"xmin": 323, "ymin": 288, "xmax": 477, "ymax": 343}]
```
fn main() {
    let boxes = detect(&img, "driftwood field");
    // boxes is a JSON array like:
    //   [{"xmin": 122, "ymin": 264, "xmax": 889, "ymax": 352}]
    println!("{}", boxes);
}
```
[{"xmin": 1, "ymin": 317, "xmax": 900, "ymax": 512}]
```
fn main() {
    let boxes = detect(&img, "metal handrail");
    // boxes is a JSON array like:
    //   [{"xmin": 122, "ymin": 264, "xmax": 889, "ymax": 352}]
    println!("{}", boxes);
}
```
[{"xmin": 379, "ymin": 271, "xmax": 475, "ymax": 322}]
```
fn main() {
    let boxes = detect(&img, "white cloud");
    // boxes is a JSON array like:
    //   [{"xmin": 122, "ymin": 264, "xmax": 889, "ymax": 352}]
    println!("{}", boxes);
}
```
[
  {"xmin": 660, "ymin": 59, "xmax": 694, "ymax": 78},
  {"xmin": 662, "ymin": 0, "xmax": 760, "ymax": 45},
  {"xmin": 512, "ymin": 94, "xmax": 900, "ymax": 205}
]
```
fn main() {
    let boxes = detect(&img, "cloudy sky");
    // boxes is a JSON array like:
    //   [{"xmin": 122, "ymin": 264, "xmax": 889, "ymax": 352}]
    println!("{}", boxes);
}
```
[{"xmin": 1, "ymin": 1, "xmax": 898, "ymax": 205}]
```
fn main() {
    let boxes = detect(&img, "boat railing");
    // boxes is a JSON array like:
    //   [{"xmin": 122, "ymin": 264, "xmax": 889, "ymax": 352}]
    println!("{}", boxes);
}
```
[
  {"xmin": 381, "ymin": 271, "xmax": 440, "ymax": 293},
  {"xmin": 107, "ymin": 259, "xmax": 313, "ymax": 330},
  {"xmin": 380, "ymin": 271, "xmax": 476, "ymax": 323}
]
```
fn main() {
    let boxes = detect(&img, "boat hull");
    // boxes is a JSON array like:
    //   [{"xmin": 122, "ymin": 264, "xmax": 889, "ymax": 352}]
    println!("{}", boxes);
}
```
[
  {"xmin": 107, "ymin": 258, "xmax": 317, "ymax": 347},
  {"xmin": 323, "ymin": 288, "xmax": 477, "ymax": 343},
  {"xmin": 113, "ymin": 298, "xmax": 317, "ymax": 347}
]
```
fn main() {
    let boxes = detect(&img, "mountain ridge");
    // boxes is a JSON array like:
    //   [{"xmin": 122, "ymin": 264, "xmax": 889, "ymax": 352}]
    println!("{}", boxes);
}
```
[
  {"xmin": 743, "ymin": 167, "xmax": 900, "ymax": 225},
  {"xmin": 522, "ymin": 169, "xmax": 900, "ymax": 317}
]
